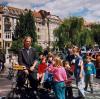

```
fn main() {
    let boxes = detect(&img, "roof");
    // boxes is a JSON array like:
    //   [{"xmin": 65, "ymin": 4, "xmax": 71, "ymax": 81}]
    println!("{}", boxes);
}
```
[
  {"xmin": 0, "ymin": 6, "xmax": 62, "ymax": 22},
  {"xmin": 33, "ymin": 11, "xmax": 42, "ymax": 18},
  {"xmin": 0, "ymin": 6, "xmax": 3, "ymax": 12}
]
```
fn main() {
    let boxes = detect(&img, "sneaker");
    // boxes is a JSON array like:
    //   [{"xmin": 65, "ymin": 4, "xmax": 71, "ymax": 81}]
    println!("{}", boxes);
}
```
[
  {"xmin": 33, "ymin": 90, "xmax": 37, "ymax": 95},
  {"xmin": 84, "ymin": 88, "xmax": 87, "ymax": 91},
  {"xmin": 91, "ymin": 89, "xmax": 93, "ymax": 93},
  {"xmin": 33, "ymin": 91, "xmax": 40, "ymax": 99},
  {"xmin": 78, "ymin": 96, "xmax": 85, "ymax": 99},
  {"xmin": 39, "ymin": 83, "xmax": 43, "ymax": 88}
]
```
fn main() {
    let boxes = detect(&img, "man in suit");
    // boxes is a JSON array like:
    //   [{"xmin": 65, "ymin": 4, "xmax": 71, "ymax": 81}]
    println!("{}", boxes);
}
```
[
  {"xmin": 17, "ymin": 36, "xmax": 38, "ymax": 93},
  {"xmin": 0, "ymin": 50, "xmax": 5, "ymax": 72}
]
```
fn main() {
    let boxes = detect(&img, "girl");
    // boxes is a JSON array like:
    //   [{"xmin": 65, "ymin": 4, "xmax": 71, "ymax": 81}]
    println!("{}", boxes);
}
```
[
  {"xmin": 37, "ymin": 55, "xmax": 47, "ymax": 88},
  {"xmin": 48, "ymin": 57, "xmax": 67, "ymax": 99},
  {"xmin": 63, "ymin": 61, "xmax": 74, "ymax": 99}
]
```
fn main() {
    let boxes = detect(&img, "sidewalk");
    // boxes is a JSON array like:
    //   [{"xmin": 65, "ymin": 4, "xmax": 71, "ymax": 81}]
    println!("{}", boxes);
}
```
[{"xmin": 72, "ymin": 79, "xmax": 100, "ymax": 99}]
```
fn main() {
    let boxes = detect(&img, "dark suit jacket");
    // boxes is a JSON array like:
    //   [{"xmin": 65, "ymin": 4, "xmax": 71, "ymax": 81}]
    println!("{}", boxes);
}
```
[
  {"xmin": 18, "ymin": 47, "xmax": 38, "ymax": 68},
  {"xmin": 0, "ymin": 52, "xmax": 5, "ymax": 63}
]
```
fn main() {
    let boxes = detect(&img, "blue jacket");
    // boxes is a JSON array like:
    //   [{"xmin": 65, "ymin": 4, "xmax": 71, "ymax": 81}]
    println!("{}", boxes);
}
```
[{"xmin": 84, "ymin": 62, "xmax": 96, "ymax": 75}]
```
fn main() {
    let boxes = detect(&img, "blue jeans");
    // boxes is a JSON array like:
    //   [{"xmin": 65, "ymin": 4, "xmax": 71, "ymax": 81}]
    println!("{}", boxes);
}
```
[
  {"xmin": 76, "ymin": 77, "xmax": 85, "ymax": 97},
  {"xmin": 53, "ymin": 81, "xmax": 66, "ymax": 99}
]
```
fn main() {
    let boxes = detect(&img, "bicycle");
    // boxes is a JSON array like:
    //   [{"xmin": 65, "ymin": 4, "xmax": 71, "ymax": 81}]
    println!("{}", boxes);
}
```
[
  {"xmin": 6, "ymin": 64, "xmax": 40, "ymax": 99},
  {"xmin": 6, "ymin": 65, "xmax": 28, "ymax": 99}
]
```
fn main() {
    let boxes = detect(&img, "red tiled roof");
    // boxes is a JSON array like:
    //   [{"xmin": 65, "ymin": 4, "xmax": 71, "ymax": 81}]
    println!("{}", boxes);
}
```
[
  {"xmin": 0, "ymin": 6, "xmax": 3, "ymax": 12},
  {"xmin": 33, "ymin": 11, "xmax": 42, "ymax": 18}
]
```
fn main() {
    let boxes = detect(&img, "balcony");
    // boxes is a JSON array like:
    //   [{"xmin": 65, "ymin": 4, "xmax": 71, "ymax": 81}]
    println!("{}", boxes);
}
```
[
  {"xmin": 3, "ymin": 32, "xmax": 12, "ymax": 41},
  {"xmin": 4, "ymin": 21, "xmax": 11, "ymax": 25}
]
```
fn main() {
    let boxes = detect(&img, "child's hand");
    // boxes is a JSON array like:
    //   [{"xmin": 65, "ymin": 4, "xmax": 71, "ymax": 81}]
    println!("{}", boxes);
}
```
[
  {"xmin": 94, "ymin": 74, "xmax": 96, "ymax": 77},
  {"xmin": 79, "ymin": 73, "xmax": 83, "ymax": 78}
]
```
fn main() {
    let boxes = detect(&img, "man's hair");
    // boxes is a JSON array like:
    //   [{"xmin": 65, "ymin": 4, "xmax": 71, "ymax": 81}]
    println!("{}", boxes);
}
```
[
  {"xmin": 73, "ymin": 46, "xmax": 80, "ymax": 53},
  {"xmin": 23, "ymin": 36, "xmax": 33, "ymax": 43}
]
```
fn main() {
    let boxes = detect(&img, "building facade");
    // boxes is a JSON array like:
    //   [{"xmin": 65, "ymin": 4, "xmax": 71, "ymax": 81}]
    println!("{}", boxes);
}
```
[{"xmin": 0, "ymin": 6, "xmax": 61, "ymax": 52}]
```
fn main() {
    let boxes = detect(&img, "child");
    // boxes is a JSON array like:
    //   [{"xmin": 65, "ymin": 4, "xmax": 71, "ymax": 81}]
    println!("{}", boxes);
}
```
[
  {"xmin": 48, "ymin": 56, "xmax": 67, "ymax": 99},
  {"xmin": 63, "ymin": 61, "xmax": 74, "ymax": 99},
  {"xmin": 44, "ymin": 54, "xmax": 54, "ymax": 91},
  {"xmin": 37, "ymin": 55, "xmax": 47, "ymax": 88},
  {"xmin": 84, "ymin": 56, "xmax": 96, "ymax": 93}
]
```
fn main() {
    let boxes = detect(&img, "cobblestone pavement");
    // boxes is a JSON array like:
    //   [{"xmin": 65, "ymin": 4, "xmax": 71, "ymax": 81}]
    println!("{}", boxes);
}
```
[
  {"xmin": 72, "ymin": 79, "xmax": 100, "ymax": 99},
  {"xmin": 0, "ymin": 66, "xmax": 100, "ymax": 99}
]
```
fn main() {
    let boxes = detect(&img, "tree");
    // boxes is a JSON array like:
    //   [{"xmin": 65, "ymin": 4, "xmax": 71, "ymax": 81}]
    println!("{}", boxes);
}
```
[
  {"xmin": 53, "ymin": 17, "xmax": 84, "ymax": 49},
  {"xmin": 11, "ymin": 10, "xmax": 38, "ymax": 53},
  {"xmin": 9, "ymin": 39, "xmax": 23, "ymax": 54},
  {"xmin": 91, "ymin": 23, "xmax": 100, "ymax": 45},
  {"xmin": 14, "ymin": 10, "xmax": 37, "ymax": 44},
  {"xmin": 54, "ymin": 19, "xmax": 70, "ymax": 49},
  {"xmin": 69, "ymin": 17, "xmax": 84, "ymax": 44},
  {"xmin": 79, "ymin": 28, "xmax": 94, "ymax": 46}
]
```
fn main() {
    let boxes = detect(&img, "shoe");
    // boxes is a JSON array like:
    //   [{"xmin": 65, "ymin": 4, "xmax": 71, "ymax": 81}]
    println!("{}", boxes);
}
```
[
  {"xmin": 36, "ymin": 94, "xmax": 40, "ymax": 99},
  {"xmin": 39, "ymin": 83, "xmax": 43, "ymax": 88},
  {"xmin": 91, "ymin": 89, "xmax": 93, "ymax": 93},
  {"xmin": 33, "ymin": 91, "xmax": 40, "ymax": 99},
  {"xmin": 78, "ymin": 96, "xmax": 85, "ymax": 99},
  {"xmin": 84, "ymin": 88, "xmax": 87, "ymax": 91},
  {"xmin": 33, "ymin": 90, "xmax": 37, "ymax": 95}
]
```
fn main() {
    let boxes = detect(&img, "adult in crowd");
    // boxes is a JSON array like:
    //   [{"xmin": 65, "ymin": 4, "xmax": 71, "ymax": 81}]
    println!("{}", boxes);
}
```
[
  {"xmin": 17, "ymin": 36, "xmax": 39, "ymax": 96},
  {"xmin": 0, "ymin": 50, "xmax": 5, "ymax": 72},
  {"xmin": 73, "ymin": 46, "xmax": 85, "ymax": 99}
]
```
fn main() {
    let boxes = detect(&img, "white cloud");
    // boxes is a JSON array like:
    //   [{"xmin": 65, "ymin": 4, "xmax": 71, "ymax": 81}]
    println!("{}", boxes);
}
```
[{"xmin": 0, "ymin": 0, "xmax": 100, "ymax": 22}]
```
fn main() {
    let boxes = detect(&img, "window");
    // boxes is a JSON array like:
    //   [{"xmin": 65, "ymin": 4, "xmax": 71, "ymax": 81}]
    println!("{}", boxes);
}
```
[
  {"xmin": 0, "ymin": 42, "xmax": 1, "ymax": 48},
  {"xmin": 37, "ymin": 28, "xmax": 40, "ymax": 32},
  {"xmin": 0, "ymin": 33, "xmax": 1, "ymax": 38},
  {"xmin": 37, "ymin": 35, "xmax": 40, "ymax": 39},
  {"xmin": 7, "ymin": 43, "xmax": 10, "ymax": 47},
  {"xmin": 4, "ymin": 24, "xmax": 11, "ymax": 31},
  {"xmin": 4, "ymin": 17, "xmax": 10, "ymax": 22},
  {"xmin": 42, "ymin": 19, "xmax": 45, "ymax": 25},
  {"xmin": 5, "ymin": 42, "xmax": 10, "ymax": 47}
]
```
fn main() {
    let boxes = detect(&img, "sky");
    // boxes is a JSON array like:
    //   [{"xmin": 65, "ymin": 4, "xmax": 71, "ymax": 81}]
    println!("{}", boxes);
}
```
[{"xmin": 0, "ymin": 0, "xmax": 100, "ymax": 22}]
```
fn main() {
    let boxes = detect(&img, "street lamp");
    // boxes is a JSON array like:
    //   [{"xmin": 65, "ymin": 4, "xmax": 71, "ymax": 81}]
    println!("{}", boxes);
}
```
[{"xmin": 47, "ymin": 17, "xmax": 50, "ymax": 47}]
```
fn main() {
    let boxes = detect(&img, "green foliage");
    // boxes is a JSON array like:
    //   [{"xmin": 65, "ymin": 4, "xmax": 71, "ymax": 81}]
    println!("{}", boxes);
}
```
[
  {"xmin": 10, "ymin": 39, "xmax": 43, "ymax": 54},
  {"xmin": 14, "ymin": 10, "xmax": 37, "ymax": 44},
  {"xmin": 32, "ymin": 44, "xmax": 43, "ymax": 53},
  {"xmin": 79, "ymin": 28, "xmax": 94, "ymax": 46},
  {"xmin": 9, "ymin": 39, "xmax": 23, "ymax": 54},
  {"xmin": 54, "ymin": 17, "xmax": 84, "ymax": 49},
  {"xmin": 11, "ymin": 10, "xmax": 38, "ymax": 53},
  {"xmin": 53, "ymin": 16, "xmax": 97, "ymax": 49},
  {"xmin": 91, "ymin": 24, "xmax": 100, "ymax": 45}
]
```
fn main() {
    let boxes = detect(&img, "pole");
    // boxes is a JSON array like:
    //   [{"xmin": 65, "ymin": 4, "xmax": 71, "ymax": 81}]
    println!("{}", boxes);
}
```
[{"xmin": 47, "ymin": 18, "xmax": 50, "ymax": 47}]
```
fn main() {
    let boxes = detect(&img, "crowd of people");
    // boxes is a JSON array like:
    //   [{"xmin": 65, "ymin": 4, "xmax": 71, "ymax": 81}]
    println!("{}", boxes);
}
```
[{"xmin": 10, "ymin": 36, "xmax": 99, "ymax": 99}]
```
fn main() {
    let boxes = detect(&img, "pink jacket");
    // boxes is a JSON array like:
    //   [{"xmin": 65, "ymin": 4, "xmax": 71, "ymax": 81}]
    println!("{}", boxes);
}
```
[{"xmin": 48, "ymin": 66, "xmax": 67, "ymax": 82}]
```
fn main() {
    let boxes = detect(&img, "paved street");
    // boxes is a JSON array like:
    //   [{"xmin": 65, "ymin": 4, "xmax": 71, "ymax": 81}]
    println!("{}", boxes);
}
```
[
  {"xmin": 72, "ymin": 80, "xmax": 100, "ymax": 99},
  {"xmin": 0, "ymin": 66, "xmax": 100, "ymax": 99}
]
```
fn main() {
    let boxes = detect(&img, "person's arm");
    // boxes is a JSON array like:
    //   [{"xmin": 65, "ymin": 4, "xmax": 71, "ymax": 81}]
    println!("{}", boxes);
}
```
[
  {"xmin": 92, "ymin": 63, "xmax": 96, "ymax": 77},
  {"xmin": 30, "ymin": 49, "xmax": 38, "ymax": 71},
  {"xmin": 30, "ymin": 60, "xmax": 38, "ymax": 71},
  {"xmin": 79, "ymin": 59, "xmax": 84, "ymax": 78},
  {"xmin": 18, "ymin": 49, "xmax": 29, "ymax": 74}
]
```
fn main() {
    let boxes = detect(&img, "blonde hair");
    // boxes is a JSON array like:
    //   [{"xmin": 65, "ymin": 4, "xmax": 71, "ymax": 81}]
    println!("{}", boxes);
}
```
[
  {"xmin": 23, "ymin": 36, "xmax": 33, "ymax": 43},
  {"xmin": 54, "ymin": 57, "xmax": 62, "ymax": 67}
]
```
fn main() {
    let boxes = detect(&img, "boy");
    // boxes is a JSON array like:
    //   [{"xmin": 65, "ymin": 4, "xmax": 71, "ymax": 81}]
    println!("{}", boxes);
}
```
[{"xmin": 84, "ymin": 56, "xmax": 96, "ymax": 93}]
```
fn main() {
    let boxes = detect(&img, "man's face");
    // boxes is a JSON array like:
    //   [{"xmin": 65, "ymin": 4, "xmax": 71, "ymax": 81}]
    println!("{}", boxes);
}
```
[{"xmin": 24, "ymin": 38, "xmax": 32, "ymax": 48}]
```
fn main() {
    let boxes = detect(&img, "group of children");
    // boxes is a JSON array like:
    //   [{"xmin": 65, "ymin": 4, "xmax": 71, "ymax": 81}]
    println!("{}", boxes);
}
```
[{"xmin": 35, "ymin": 51, "xmax": 96, "ymax": 99}]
